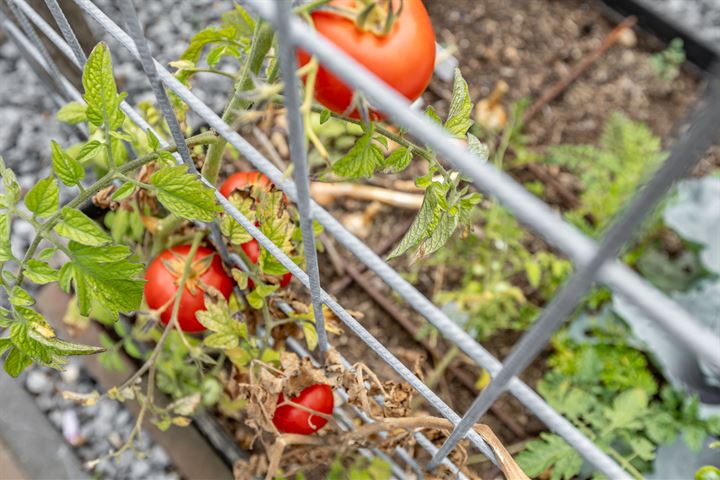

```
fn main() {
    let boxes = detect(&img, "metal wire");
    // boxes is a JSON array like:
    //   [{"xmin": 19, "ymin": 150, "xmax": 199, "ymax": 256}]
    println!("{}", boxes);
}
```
[
  {"xmin": 117, "ymin": 0, "xmax": 195, "ymax": 170},
  {"xmin": 4, "ymin": 0, "xmax": 71, "ymax": 100},
  {"xmin": 274, "ymin": 1, "xmax": 329, "ymax": 359},
  {"xmin": 428, "ymin": 81, "xmax": 720, "ymax": 468},
  {"xmin": 43, "ymin": 0, "xmax": 86, "ymax": 65},
  {"xmin": 0, "ymin": 10, "xmax": 66, "ymax": 110}
]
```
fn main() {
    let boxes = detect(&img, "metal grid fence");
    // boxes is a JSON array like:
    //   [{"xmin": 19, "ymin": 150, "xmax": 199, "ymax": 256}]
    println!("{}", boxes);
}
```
[{"xmin": 2, "ymin": 0, "xmax": 720, "ymax": 477}]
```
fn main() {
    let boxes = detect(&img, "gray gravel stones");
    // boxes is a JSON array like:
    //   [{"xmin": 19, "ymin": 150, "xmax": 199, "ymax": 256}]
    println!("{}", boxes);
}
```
[
  {"xmin": 22, "ymin": 362, "xmax": 179, "ymax": 480},
  {"xmin": 635, "ymin": 0, "xmax": 720, "ymax": 52}
]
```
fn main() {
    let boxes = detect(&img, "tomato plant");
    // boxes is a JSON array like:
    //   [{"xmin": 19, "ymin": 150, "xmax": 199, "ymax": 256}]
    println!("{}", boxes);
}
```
[
  {"xmin": 272, "ymin": 384, "xmax": 334, "ymax": 435},
  {"xmin": 220, "ymin": 171, "xmax": 293, "ymax": 288},
  {"xmin": 144, "ymin": 245, "xmax": 234, "ymax": 333},
  {"xmin": 298, "ymin": 0, "xmax": 436, "ymax": 119}
]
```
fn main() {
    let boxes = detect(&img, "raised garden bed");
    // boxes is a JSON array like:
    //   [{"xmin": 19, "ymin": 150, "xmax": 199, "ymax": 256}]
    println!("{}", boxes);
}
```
[{"xmin": 1, "ymin": 0, "xmax": 719, "ymax": 479}]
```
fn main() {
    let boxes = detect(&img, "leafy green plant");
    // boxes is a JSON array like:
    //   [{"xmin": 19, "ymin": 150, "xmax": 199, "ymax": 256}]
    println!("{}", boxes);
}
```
[
  {"xmin": 650, "ymin": 38, "xmax": 686, "ymax": 82},
  {"xmin": 518, "ymin": 320, "xmax": 720, "ymax": 480},
  {"xmin": 327, "ymin": 455, "xmax": 392, "ymax": 480},
  {"xmin": 429, "ymin": 203, "xmax": 571, "ymax": 340},
  {"xmin": 0, "ymin": 43, "xmax": 219, "ymax": 378},
  {"xmin": 545, "ymin": 113, "xmax": 664, "ymax": 234}
]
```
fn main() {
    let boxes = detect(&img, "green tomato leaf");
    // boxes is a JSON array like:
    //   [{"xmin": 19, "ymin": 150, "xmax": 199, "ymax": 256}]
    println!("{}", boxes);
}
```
[
  {"xmin": 444, "ymin": 68, "xmax": 473, "ymax": 138},
  {"xmin": 56, "ymin": 101, "xmax": 88, "ymax": 125},
  {"xmin": 28, "ymin": 329, "xmax": 104, "ymax": 356},
  {"xmin": 1, "ymin": 161, "xmax": 21, "ymax": 206},
  {"xmin": 24, "ymin": 259, "xmax": 59, "ymax": 284},
  {"xmin": 220, "ymin": 195, "xmax": 255, "ymax": 245},
  {"xmin": 0, "ymin": 211, "xmax": 13, "ymax": 262},
  {"xmin": 54, "ymin": 207, "xmax": 111, "ymax": 246},
  {"xmin": 111, "ymin": 182, "xmax": 136, "ymax": 201},
  {"xmin": 388, "ymin": 184, "xmax": 441, "ymax": 260},
  {"xmin": 302, "ymin": 321, "xmax": 318, "ymax": 351},
  {"xmin": 65, "ymin": 241, "xmax": 144, "ymax": 319},
  {"xmin": 146, "ymin": 129, "xmax": 161, "ymax": 151},
  {"xmin": 383, "ymin": 147, "xmax": 413, "ymax": 173},
  {"xmin": 3, "ymin": 347, "xmax": 32, "ymax": 377},
  {"xmin": 207, "ymin": 44, "xmax": 241, "ymax": 67},
  {"xmin": 150, "ymin": 165, "xmax": 218, "ymax": 221},
  {"xmin": 51, "ymin": 140, "xmax": 84, "ymax": 187},
  {"xmin": 76, "ymin": 140, "xmax": 105, "ymax": 163},
  {"xmin": 466, "ymin": 133, "xmax": 489, "ymax": 158},
  {"xmin": 332, "ymin": 129, "xmax": 384, "ymax": 179},
  {"xmin": 10, "ymin": 286, "xmax": 35, "ymax": 307},
  {"xmin": 425, "ymin": 105, "xmax": 442, "ymax": 125},
  {"xmin": 82, "ymin": 43, "xmax": 125, "ymax": 130},
  {"xmin": 25, "ymin": 177, "xmax": 59, "ymax": 218},
  {"xmin": 417, "ymin": 212, "xmax": 459, "ymax": 259},
  {"xmin": 516, "ymin": 432, "xmax": 582, "ymax": 480},
  {"xmin": 319, "ymin": 108, "xmax": 331, "ymax": 124}
]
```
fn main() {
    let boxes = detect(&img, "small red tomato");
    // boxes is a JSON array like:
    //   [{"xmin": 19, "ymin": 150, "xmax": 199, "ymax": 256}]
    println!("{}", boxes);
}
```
[
  {"xmin": 219, "ymin": 171, "xmax": 275, "ymax": 198},
  {"xmin": 272, "ymin": 384, "xmax": 334, "ymax": 435},
  {"xmin": 242, "ymin": 238, "xmax": 293, "ymax": 289},
  {"xmin": 297, "ymin": 0, "xmax": 436, "ymax": 119},
  {"xmin": 144, "ymin": 245, "xmax": 234, "ymax": 333}
]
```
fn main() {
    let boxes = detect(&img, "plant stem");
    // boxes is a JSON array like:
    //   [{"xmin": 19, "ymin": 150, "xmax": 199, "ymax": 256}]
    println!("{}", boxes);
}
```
[
  {"xmin": 200, "ymin": 20, "xmax": 275, "ymax": 185},
  {"xmin": 116, "ymin": 172, "xmax": 154, "ymax": 190},
  {"xmin": 294, "ymin": 0, "xmax": 331, "ymax": 13},
  {"xmin": 182, "ymin": 67, "xmax": 236, "ymax": 79}
]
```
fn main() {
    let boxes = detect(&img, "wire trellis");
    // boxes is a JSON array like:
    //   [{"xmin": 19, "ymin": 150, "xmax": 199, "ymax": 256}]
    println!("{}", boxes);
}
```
[{"xmin": 1, "ymin": 0, "xmax": 719, "ymax": 477}]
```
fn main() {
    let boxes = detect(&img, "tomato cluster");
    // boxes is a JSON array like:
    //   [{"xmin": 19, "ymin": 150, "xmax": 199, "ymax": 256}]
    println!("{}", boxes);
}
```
[
  {"xmin": 144, "ymin": 172, "xmax": 293, "ymax": 333},
  {"xmin": 220, "ymin": 171, "xmax": 293, "ymax": 289}
]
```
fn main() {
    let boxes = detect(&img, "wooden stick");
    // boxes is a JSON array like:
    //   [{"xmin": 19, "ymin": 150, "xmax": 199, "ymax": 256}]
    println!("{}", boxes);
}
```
[
  {"xmin": 523, "ymin": 16, "xmax": 638, "ymax": 124},
  {"xmin": 311, "ymin": 182, "xmax": 424, "ymax": 209}
]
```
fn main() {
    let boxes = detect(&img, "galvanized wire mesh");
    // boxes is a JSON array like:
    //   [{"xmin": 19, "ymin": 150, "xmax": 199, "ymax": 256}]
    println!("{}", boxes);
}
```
[{"xmin": 2, "ymin": 0, "xmax": 719, "ymax": 477}]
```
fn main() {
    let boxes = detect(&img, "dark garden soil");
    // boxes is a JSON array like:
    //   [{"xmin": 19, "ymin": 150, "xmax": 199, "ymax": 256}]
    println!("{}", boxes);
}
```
[{"xmin": 216, "ymin": 0, "xmax": 719, "ymax": 476}]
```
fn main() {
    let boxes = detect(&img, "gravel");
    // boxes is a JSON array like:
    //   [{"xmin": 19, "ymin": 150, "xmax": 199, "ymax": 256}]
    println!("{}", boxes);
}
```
[
  {"xmin": 21, "ymin": 362, "xmax": 179, "ymax": 480},
  {"xmin": 635, "ymin": 0, "xmax": 720, "ymax": 52}
]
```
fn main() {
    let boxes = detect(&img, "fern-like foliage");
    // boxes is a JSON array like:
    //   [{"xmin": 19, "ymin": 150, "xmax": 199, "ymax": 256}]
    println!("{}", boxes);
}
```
[
  {"xmin": 517, "ymin": 317, "xmax": 720, "ymax": 479},
  {"xmin": 546, "ymin": 113, "xmax": 664, "ymax": 234}
]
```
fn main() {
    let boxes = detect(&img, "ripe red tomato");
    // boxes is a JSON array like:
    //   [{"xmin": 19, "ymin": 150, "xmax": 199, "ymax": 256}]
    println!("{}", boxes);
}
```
[
  {"xmin": 272, "ymin": 384, "xmax": 334, "ymax": 435},
  {"xmin": 219, "ymin": 171, "xmax": 274, "ymax": 198},
  {"xmin": 298, "ymin": 0, "xmax": 436, "ymax": 119},
  {"xmin": 242, "ymin": 238, "xmax": 293, "ymax": 289},
  {"xmin": 144, "ymin": 245, "xmax": 234, "ymax": 333}
]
